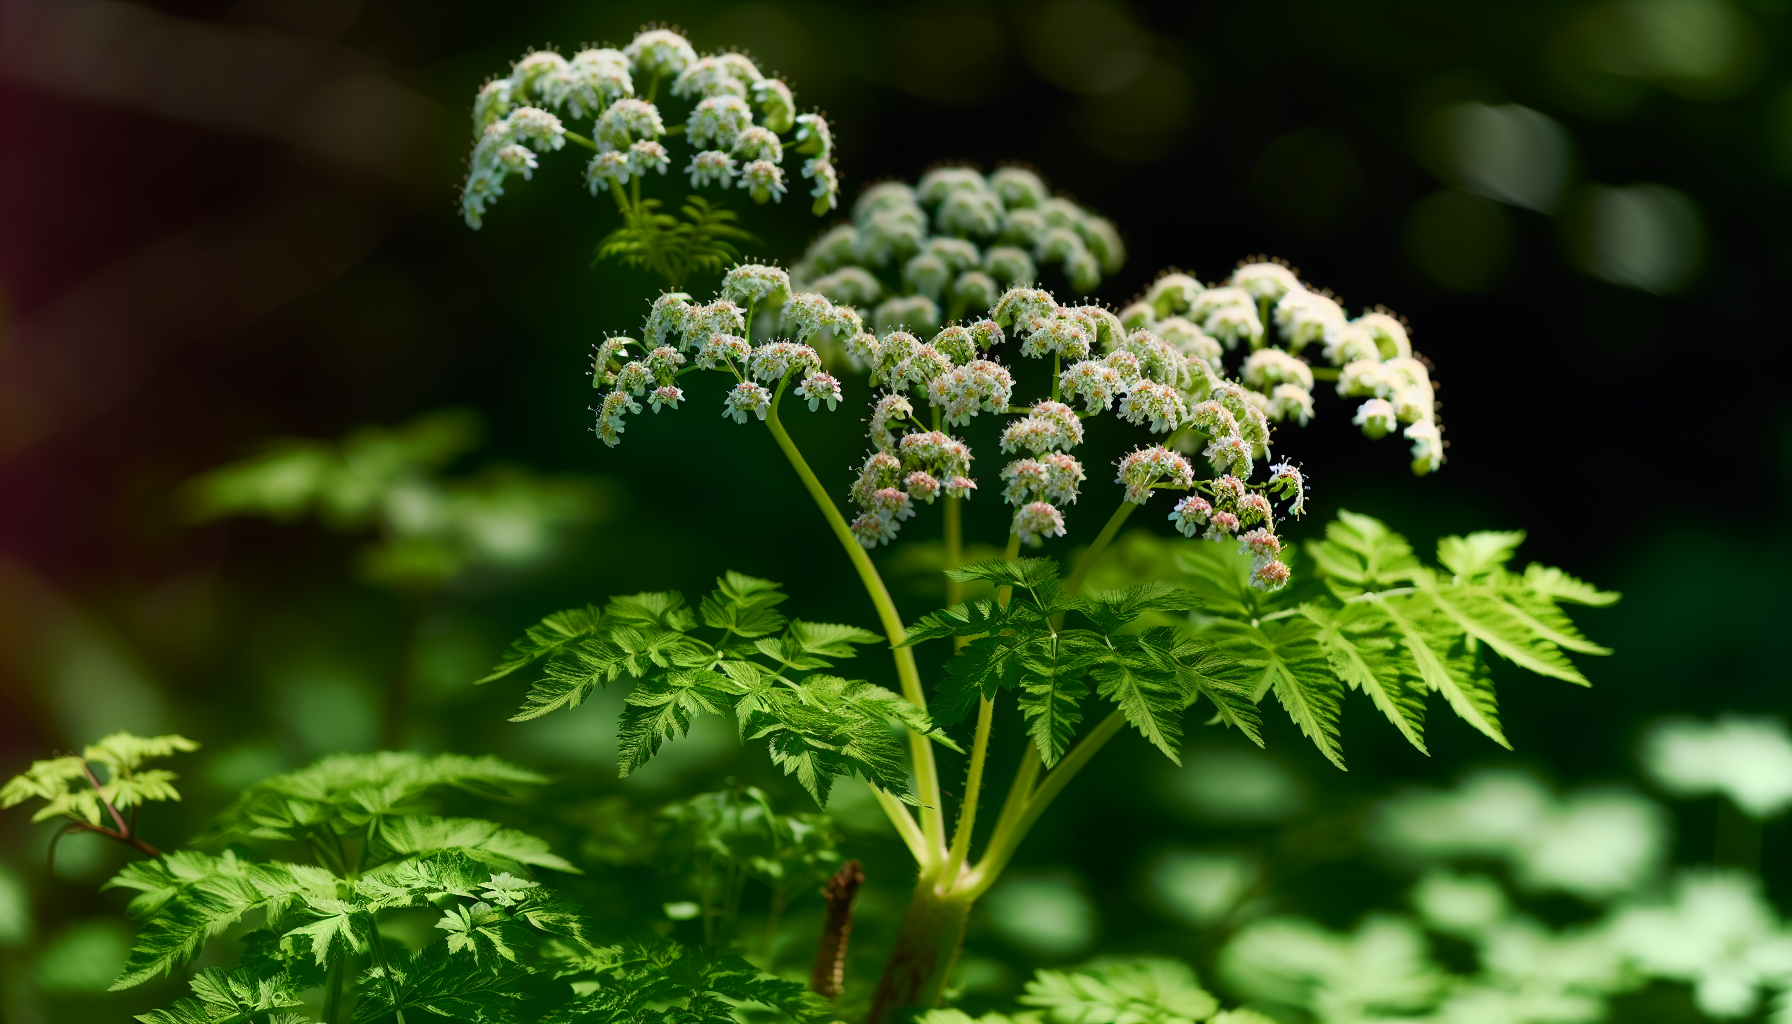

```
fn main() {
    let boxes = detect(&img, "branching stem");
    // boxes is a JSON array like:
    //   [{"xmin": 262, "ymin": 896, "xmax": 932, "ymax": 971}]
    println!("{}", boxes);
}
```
[{"xmin": 764, "ymin": 381, "xmax": 945, "ymax": 866}]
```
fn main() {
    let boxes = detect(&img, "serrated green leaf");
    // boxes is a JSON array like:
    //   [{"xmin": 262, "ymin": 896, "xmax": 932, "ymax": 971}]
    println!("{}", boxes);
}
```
[
  {"xmin": 84, "ymin": 733, "xmax": 201, "ymax": 773},
  {"xmin": 1522, "ymin": 562, "xmax": 1620, "ymax": 607},
  {"xmin": 787, "ymin": 620, "xmax": 882, "ymax": 657},
  {"xmin": 1424, "ymin": 585, "xmax": 1588, "ymax": 685},
  {"xmin": 1019, "ymin": 957, "xmax": 1219, "ymax": 1024},
  {"xmin": 478, "ymin": 605, "xmax": 603, "ymax": 683},
  {"xmin": 1378, "ymin": 595, "xmax": 1509, "ymax": 749},
  {"xmin": 107, "ymin": 856, "xmax": 338, "ymax": 990},
  {"xmin": 1307, "ymin": 510, "xmax": 1422, "ymax": 592},
  {"xmin": 1436, "ymin": 530, "xmax": 1525, "ymax": 581},
  {"xmin": 1213, "ymin": 619, "xmax": 1345, "ymax": 769},
  {"xmin": 1091, "ymin": 632, "xmax": 1187, "ymax": 763},
  {"xmin": 375, "ymin": 816, "xmax": 579, "ymax": 874},
  {"xmin": 945, "ymin": 557, "xmax": 1061, "ymax": 588},
  {"xmin": 902, "ymin": 599, "xmax": 1008, "ymax": 646},
  {"xmin": 134, "ymin": 966, "xmax": 306, "ymax": 1024},
  {"xmin": 1076, "ymin": 582, "xmax": 1203, "ymax": 634},
  {"xmin": 1017, "ymin": 633, "xmax": 1099, "ymax": 766},
  {"xmin": 1170, "ymin": 542, "xmax": 1258, "ymax": 619},
  {"xmin": 938, "ymin": 630, "xmax": 1043, "ymax": 725},
  {"xmin": 606, "ymin": 590, "xmax": 698, "ymax": 631},
  {"xmin": 1302, "ymin": 603, "xmax": 1428, "ymax": 755},
  {"xmin": 698, "ymin": 571, "xmax": 788, "ymax": 637},
  {"xmin": 616, "ymin": 671, "xmax": 740, "ymax": 778}
]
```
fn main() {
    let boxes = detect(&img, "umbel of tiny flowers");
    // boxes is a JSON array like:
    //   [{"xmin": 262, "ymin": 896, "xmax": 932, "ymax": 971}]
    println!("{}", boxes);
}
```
[
  {"xmin": 461, "ymin": 26, "xmax": 840, "ymax": 229},
  {"xmin": 1121, "ymin": 258, "xmax": 1448, "ymax": 475},
  {"xmin": 788, "ymin": 166, "xmax": 1126, "ymax": 339},
  {"xmin": 591, "ymin": 252, "xmax": 1457, "ymax": 593}
]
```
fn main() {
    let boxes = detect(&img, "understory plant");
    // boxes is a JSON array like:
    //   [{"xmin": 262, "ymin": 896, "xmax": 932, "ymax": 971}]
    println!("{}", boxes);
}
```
[{"xmin": 482, "ymin": 133, "xmax": 1615, "ymax": 1015}]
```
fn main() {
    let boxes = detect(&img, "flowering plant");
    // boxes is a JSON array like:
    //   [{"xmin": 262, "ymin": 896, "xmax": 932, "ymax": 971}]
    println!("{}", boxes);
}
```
[
  {"xmin": 461, "ymin": 27, "xmax": 840, "ymax": 285},
  {"xmin": 489, "ymin": 159, "xmax": 1613, "ymax": 1012}
]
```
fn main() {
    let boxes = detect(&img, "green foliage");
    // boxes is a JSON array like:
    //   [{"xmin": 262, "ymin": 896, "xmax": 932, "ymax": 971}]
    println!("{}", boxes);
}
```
[
  {"xmin": 541, "ymin": 938, "xmax": 832, "ymax": 1024},
  {"xmin": 920, "ymin": 957, "xmax": 1254, "ymax": 1024},
  {"xmin": 906, "ymin": 559, "xmax": 1255, "ymax": 766},
  {"xmin": 483, "ymin": 572, "xmax": 951, "ymax": 806},
  {"xmin": 102, "ymin": 751, "xmax": 628, "ymax": 1024},
  {"xmin": 1085, "ymin": 512, "xmax": 1616, "ymax": 770},
  {"xmin": 186, "ymin": 409, "xmax": 601, "ymax": 590},
  {"xmin": 595, "ymin": 196, "xmax": 758, "ymax": 288},
  {"xmin": 203, "ymin": 751, "xmax": 552, "ymax": 852},
  {"xmin": 2, "ymin": 731, "xmax": 197, "ymax": 827}
]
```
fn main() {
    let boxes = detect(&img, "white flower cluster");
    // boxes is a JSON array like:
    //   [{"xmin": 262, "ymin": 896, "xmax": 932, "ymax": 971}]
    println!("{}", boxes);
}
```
[
  {"xmin": 462, "ymin": 28, "xmax": 839, "ymax": 228},
  {"xmin": 789, "ymin": 166, "xmax": 1125, "ymax": 337},
  {"xmin": 1123, "ymin": 260, "xmax": 1446, "ymax": 476},
  {"xmin": 592, "ymin": 262, "xmax": 854, "ymax": 446}
]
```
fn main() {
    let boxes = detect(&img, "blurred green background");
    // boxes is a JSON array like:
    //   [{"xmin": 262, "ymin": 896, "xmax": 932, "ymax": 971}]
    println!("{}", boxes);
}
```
[{"xmin": 0, "ymin": 0, "xmax": 1788, "ymax": 1020}]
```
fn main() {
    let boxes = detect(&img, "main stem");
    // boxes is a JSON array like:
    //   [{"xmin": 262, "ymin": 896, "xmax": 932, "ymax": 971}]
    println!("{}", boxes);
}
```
[{"xmin": 762, "ymin": 388, "xmax": 945, "ymax": 863}]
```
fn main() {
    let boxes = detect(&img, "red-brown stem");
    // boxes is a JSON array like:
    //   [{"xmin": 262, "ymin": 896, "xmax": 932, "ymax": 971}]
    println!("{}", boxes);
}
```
[{"xmin": 809, "ymin": 860, "xmax": 865, "ymax": 999}]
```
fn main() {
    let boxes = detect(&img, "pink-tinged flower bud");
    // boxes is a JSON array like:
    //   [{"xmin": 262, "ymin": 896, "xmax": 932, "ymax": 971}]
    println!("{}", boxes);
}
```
[
  {"xmin": 748, "ymin": 341, "xmax": 820, "ymax": 383},
  {"xmin": 696, "ymin": 333, "xmax": 752, "ymax": 370},
  {"xmin": 868, "ymin": 486, "xmax": 915, "ymax": 524},
  {"xmin": 643, "ymin": 294, "xmax": 692, "ymax": 347},
  {"xmin": 649, "ymin": 385, "xmax": 683, "ymax": 412},
  {"xmin": 1210, "ymin": 475, "xmax": 1248, "ymax": 503},
  {"xmin": 1012, "ymin": 501, "xmax": 1067, "ymax": 544},
  {"xmin": 849, "ymin": 451, "xmax": 903, "ymax": 507},
  {"xmin": 869, "ymin": 393, "xmax": 915, "ymax": 452},
  {"xmin": 795, "ymin": 372, "xmax": 842, "ymax": 412},
  {"xmin": 721, "ymin": 381, "xmax": 773, "ymax": 423},
  {"xmin": 1205, "ymin": 511, "xmax": 1241, "ymax": 541},
  {"xmin": 905, "ymin": 471, "xmax": 943, "ymax": 503},
  {"xmin": 1189, "ymin": 401, "xmax": 1239, "ymax": 438},
  {"xmin": 1240, "ymin": 528, "xmax": 1281, "ymax": 557},
  {"xmin": 929, "ymin": 325, "xmax": 977, "ymax": 365},
  {"xmin": 614, "ymin": 361, "xmax": 652, "ymax": 395},
  {"xmin": 1001, "ymin": 459, "xmax": 1050, "ymax": 505},
  {"xmin": 647, "ymin": 346, "xmax": 686, "ymax": 382},
  {"xmin": 1038, "ymin": 452, "xmax": 1086, "ymax": 504},
  {"xmin": 1115, "ymin": 445, "xmax": 1195, "ymax": 504},
  {"xmin": 1117, "ymin": 380, "xmax": 1187, "ymax": 434},
  {"xmin": 1238, "ymin": 492, "xmax": 1274, "ymax": 527},
  {"xmin": 851, "ymin": 511, "xmax": 896, "ymax": 548},
  {"xmin": 1169, "ymin": 495, "xmax": 1213, "ymax": 538},
  {"xmin": 945, "ymin": 475, "xmax": 978, "ymax": 499},
  {"xmin": 1203, "ymin": 434, "xmax": 1254, "ymax": 479},
  {"xmin": 1251, "ymin": 559, "xmax": 1292, "ymax": 592}
]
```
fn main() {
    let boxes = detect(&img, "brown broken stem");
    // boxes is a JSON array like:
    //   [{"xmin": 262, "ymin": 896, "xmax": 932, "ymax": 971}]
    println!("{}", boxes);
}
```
[{"xmin": 809, "ymin": 860, "xmax": 865, "ymax": 1000}]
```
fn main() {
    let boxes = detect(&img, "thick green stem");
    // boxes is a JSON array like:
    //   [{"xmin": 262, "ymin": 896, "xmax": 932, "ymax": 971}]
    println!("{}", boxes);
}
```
[
  {"xmin": 563, "ymin": 130, "xmax": 599, "ymax": 151},
  {"xmin": 941, "ymin": 696, "xmax": 994, "ymax": 883},
  {"xmin": 962, "ymin": 710, "xmax": 1126, "ymax": 899},
  {"xmin": 763, "ymin": 387, "xmax": 945, "ymax": 863},
  {"xmin": 321, "ymin": 949, "xmax": 349, "ymax": 1024},
  {"xmin": 867, "ymin": 881, "xmax": 973, "ymax": 1024},
  {"xmin": 944, "ymin": 496, "xmax": 964, "ymax": 608}
]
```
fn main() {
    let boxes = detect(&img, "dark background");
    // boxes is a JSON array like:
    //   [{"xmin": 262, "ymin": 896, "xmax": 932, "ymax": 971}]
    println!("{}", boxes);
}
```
[{"xmin": 0, "ymin": 0, "xmax": 1788, "ymax": 1019}]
